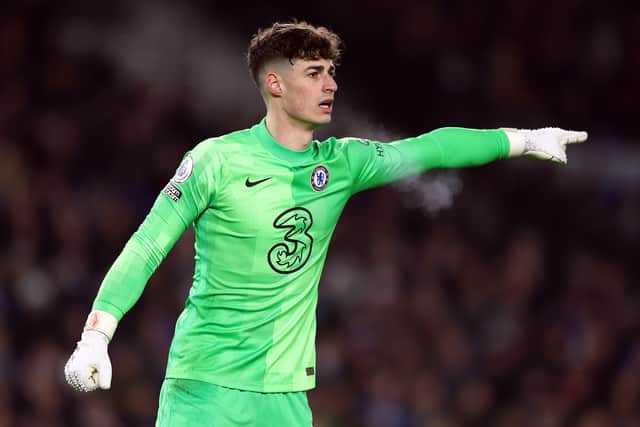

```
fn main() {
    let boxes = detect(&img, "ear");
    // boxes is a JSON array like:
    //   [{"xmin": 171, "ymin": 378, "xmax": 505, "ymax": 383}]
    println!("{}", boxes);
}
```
[{"xmin": 265, "ymin": 72, "xmax": 283, "ymax": 97}]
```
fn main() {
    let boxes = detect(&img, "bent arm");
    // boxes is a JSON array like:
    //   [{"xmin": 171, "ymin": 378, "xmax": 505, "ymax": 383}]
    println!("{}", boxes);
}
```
[
  {"xmin": 91, "ymin": 196, "xmax": 191, "ymax": 320},
  {"xmin": 91, "ymin": 143, "xmax": 217, "ymax": 321}
]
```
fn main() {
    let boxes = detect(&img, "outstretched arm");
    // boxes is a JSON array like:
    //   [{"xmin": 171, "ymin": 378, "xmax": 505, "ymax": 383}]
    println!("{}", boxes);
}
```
[{"xmin": 345, "ymin": 126, "xmax": 588, "ymax": 193}]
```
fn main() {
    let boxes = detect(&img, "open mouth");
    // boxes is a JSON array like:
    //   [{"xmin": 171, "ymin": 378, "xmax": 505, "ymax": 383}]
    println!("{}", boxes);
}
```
[{"xmin": 319, "ymin": 100, "xmax": 333, "ymax": 111}]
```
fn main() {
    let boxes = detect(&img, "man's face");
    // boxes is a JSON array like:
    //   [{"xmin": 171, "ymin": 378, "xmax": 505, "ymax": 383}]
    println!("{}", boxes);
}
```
[{"xmin": 268, "ymin": 58, "xmax": 338, "ymax": 129}]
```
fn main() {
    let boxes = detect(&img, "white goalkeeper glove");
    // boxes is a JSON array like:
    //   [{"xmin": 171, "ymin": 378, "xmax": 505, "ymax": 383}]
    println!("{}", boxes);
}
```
[
  {"xmin": 504, "ymin": 127, "xmax": 588, "ymax": 164},
  {"xmin": 64, "ymin": 310, "xmax": 118, "ymax": 392}
]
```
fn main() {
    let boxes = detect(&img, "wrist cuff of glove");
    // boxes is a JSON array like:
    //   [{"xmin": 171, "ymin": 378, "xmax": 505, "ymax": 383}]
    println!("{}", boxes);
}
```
[
  {"xmin": 83, "ymin": 310, "xmax": 118, "ymax": 341},
  {"xmin": 502, "ymin": 128, "xmax": 526, "ymax": 157}
]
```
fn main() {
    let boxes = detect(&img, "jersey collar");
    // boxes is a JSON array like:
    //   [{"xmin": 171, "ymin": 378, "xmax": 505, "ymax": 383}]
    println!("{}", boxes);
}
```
[{"xmin": 252, "ymin": 118, "xmax": 317, "ymax": 163}]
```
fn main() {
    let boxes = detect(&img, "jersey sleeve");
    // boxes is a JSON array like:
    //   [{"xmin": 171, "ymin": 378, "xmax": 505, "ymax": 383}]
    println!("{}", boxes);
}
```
[
  {"xmin": 344, "ymin": 127, "xmax": 510, "ymax": 193},
  {"xmin": 92, "ymin": 140, "xmax": 219, "ymax": 320}
]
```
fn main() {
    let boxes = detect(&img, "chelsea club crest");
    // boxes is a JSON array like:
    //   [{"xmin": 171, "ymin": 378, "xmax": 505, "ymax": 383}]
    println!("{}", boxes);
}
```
[{"xmin": 310, "ymin": 165, "xmax": 329, "ymax": 191}]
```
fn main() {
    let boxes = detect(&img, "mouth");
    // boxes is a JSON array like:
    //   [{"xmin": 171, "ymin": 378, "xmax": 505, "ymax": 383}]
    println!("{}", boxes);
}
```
[{"xmin": 319, "ymin": 99, "xmax": 334, "ymax": 113}]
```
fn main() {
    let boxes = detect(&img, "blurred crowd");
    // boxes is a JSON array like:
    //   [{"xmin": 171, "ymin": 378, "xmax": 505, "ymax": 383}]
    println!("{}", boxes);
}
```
[{"xmin": 1, "ymin": 1, "xmax": 639, "ymax": 426}]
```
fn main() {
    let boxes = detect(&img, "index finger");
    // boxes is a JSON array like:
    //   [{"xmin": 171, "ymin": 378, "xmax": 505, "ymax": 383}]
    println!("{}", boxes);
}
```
[{"xmin": 562, "ymin": 130, "xmax": 588, "ymax": 144}]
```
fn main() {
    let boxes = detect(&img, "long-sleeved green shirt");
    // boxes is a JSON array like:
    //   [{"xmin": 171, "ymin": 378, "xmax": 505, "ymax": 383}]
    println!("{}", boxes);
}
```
[{"xmin": 93, "ymin": 118, "xmax": 510, "ymax": 392}]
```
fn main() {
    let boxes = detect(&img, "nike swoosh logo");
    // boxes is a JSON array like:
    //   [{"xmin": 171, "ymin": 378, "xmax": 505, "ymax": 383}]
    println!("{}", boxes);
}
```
[{"xmin": 245, "ymin": 177, "xmax": 272, "ymax": 187}]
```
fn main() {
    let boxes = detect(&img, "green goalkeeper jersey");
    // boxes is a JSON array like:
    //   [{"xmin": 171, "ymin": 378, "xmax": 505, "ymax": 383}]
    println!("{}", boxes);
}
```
[{"xmin": 92, "ymin": 118, "xmax": 510, "ymax": 392}]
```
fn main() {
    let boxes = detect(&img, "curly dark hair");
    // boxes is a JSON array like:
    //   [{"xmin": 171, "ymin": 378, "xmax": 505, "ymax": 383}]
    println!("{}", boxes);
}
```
[{"xmin": 247, "ymin": 21, "xmax": 342, "ymax": 87}]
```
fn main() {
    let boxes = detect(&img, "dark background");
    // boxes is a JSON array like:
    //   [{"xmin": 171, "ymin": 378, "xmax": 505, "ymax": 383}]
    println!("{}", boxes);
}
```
[{"xmin": 1, "ymin": 1, "xmax": 639, "ymax": 426}]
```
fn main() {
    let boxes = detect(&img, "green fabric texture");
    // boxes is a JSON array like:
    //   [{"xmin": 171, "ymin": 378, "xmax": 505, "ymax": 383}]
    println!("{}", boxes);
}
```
[
  {"xmin": 156, "ymin": 378, "xmax": 312, "ymax": 427},
  {"xmin": 92, "ymin": 119, "xmax": 510, "ymax": 392}
]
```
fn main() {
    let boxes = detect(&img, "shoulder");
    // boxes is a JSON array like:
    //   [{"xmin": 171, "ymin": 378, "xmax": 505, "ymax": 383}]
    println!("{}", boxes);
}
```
[
  {"xmin": 188, "ymin": 127, "xmax": 259, "ymax": 162},
  {"xmin": 317, "ymin": 136, "xmax": 372, "ymax": 155},
  {"xmin": 195, "ymin": 127, "xmax": 256, "ymax": 153},
  {"xmin": 317, "ymin": 137, "xmax": 377, "ymax": 163},
  {"xmin": 177, "ymin": 128, "xmax": 255, "ymax": 179}
]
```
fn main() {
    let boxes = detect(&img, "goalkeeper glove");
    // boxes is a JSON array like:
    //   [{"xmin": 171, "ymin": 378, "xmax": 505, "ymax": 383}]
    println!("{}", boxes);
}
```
[
  {"xmin": 64, "ymin": 310, "xmax": 118, "ymax": 392},
  {"xmin": 503, "ymin": 127, "xmax": 588, "ymax": 164}
]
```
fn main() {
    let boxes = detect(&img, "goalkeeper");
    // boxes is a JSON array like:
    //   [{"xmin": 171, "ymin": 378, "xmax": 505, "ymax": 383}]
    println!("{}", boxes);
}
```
[{"xmin": 64, "ymin": 21, "xmax": 587, "ymax": 426}]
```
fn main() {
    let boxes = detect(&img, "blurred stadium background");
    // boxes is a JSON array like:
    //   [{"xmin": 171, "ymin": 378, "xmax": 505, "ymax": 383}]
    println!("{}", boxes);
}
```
[{"xmin": 2, "ymin": 1, "xmax": 639, "ymax": 426}]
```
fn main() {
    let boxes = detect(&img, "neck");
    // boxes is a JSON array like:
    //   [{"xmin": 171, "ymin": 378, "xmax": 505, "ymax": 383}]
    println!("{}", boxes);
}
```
[{"xmin": 265, "ymin": 109, "xmax": 314, "ymax": 151}]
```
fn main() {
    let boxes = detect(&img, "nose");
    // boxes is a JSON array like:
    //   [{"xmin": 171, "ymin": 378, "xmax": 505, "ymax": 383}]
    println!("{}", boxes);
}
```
[{"xmin": 324, "ymin": 75, "xmax": 338, "ymax": 93}]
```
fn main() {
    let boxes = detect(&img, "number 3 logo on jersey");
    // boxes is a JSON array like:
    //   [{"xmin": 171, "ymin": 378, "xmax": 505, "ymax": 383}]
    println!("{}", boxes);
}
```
[{"xmin": 268, "ymin": 207, "xmax": 313, "ymax": 274}]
